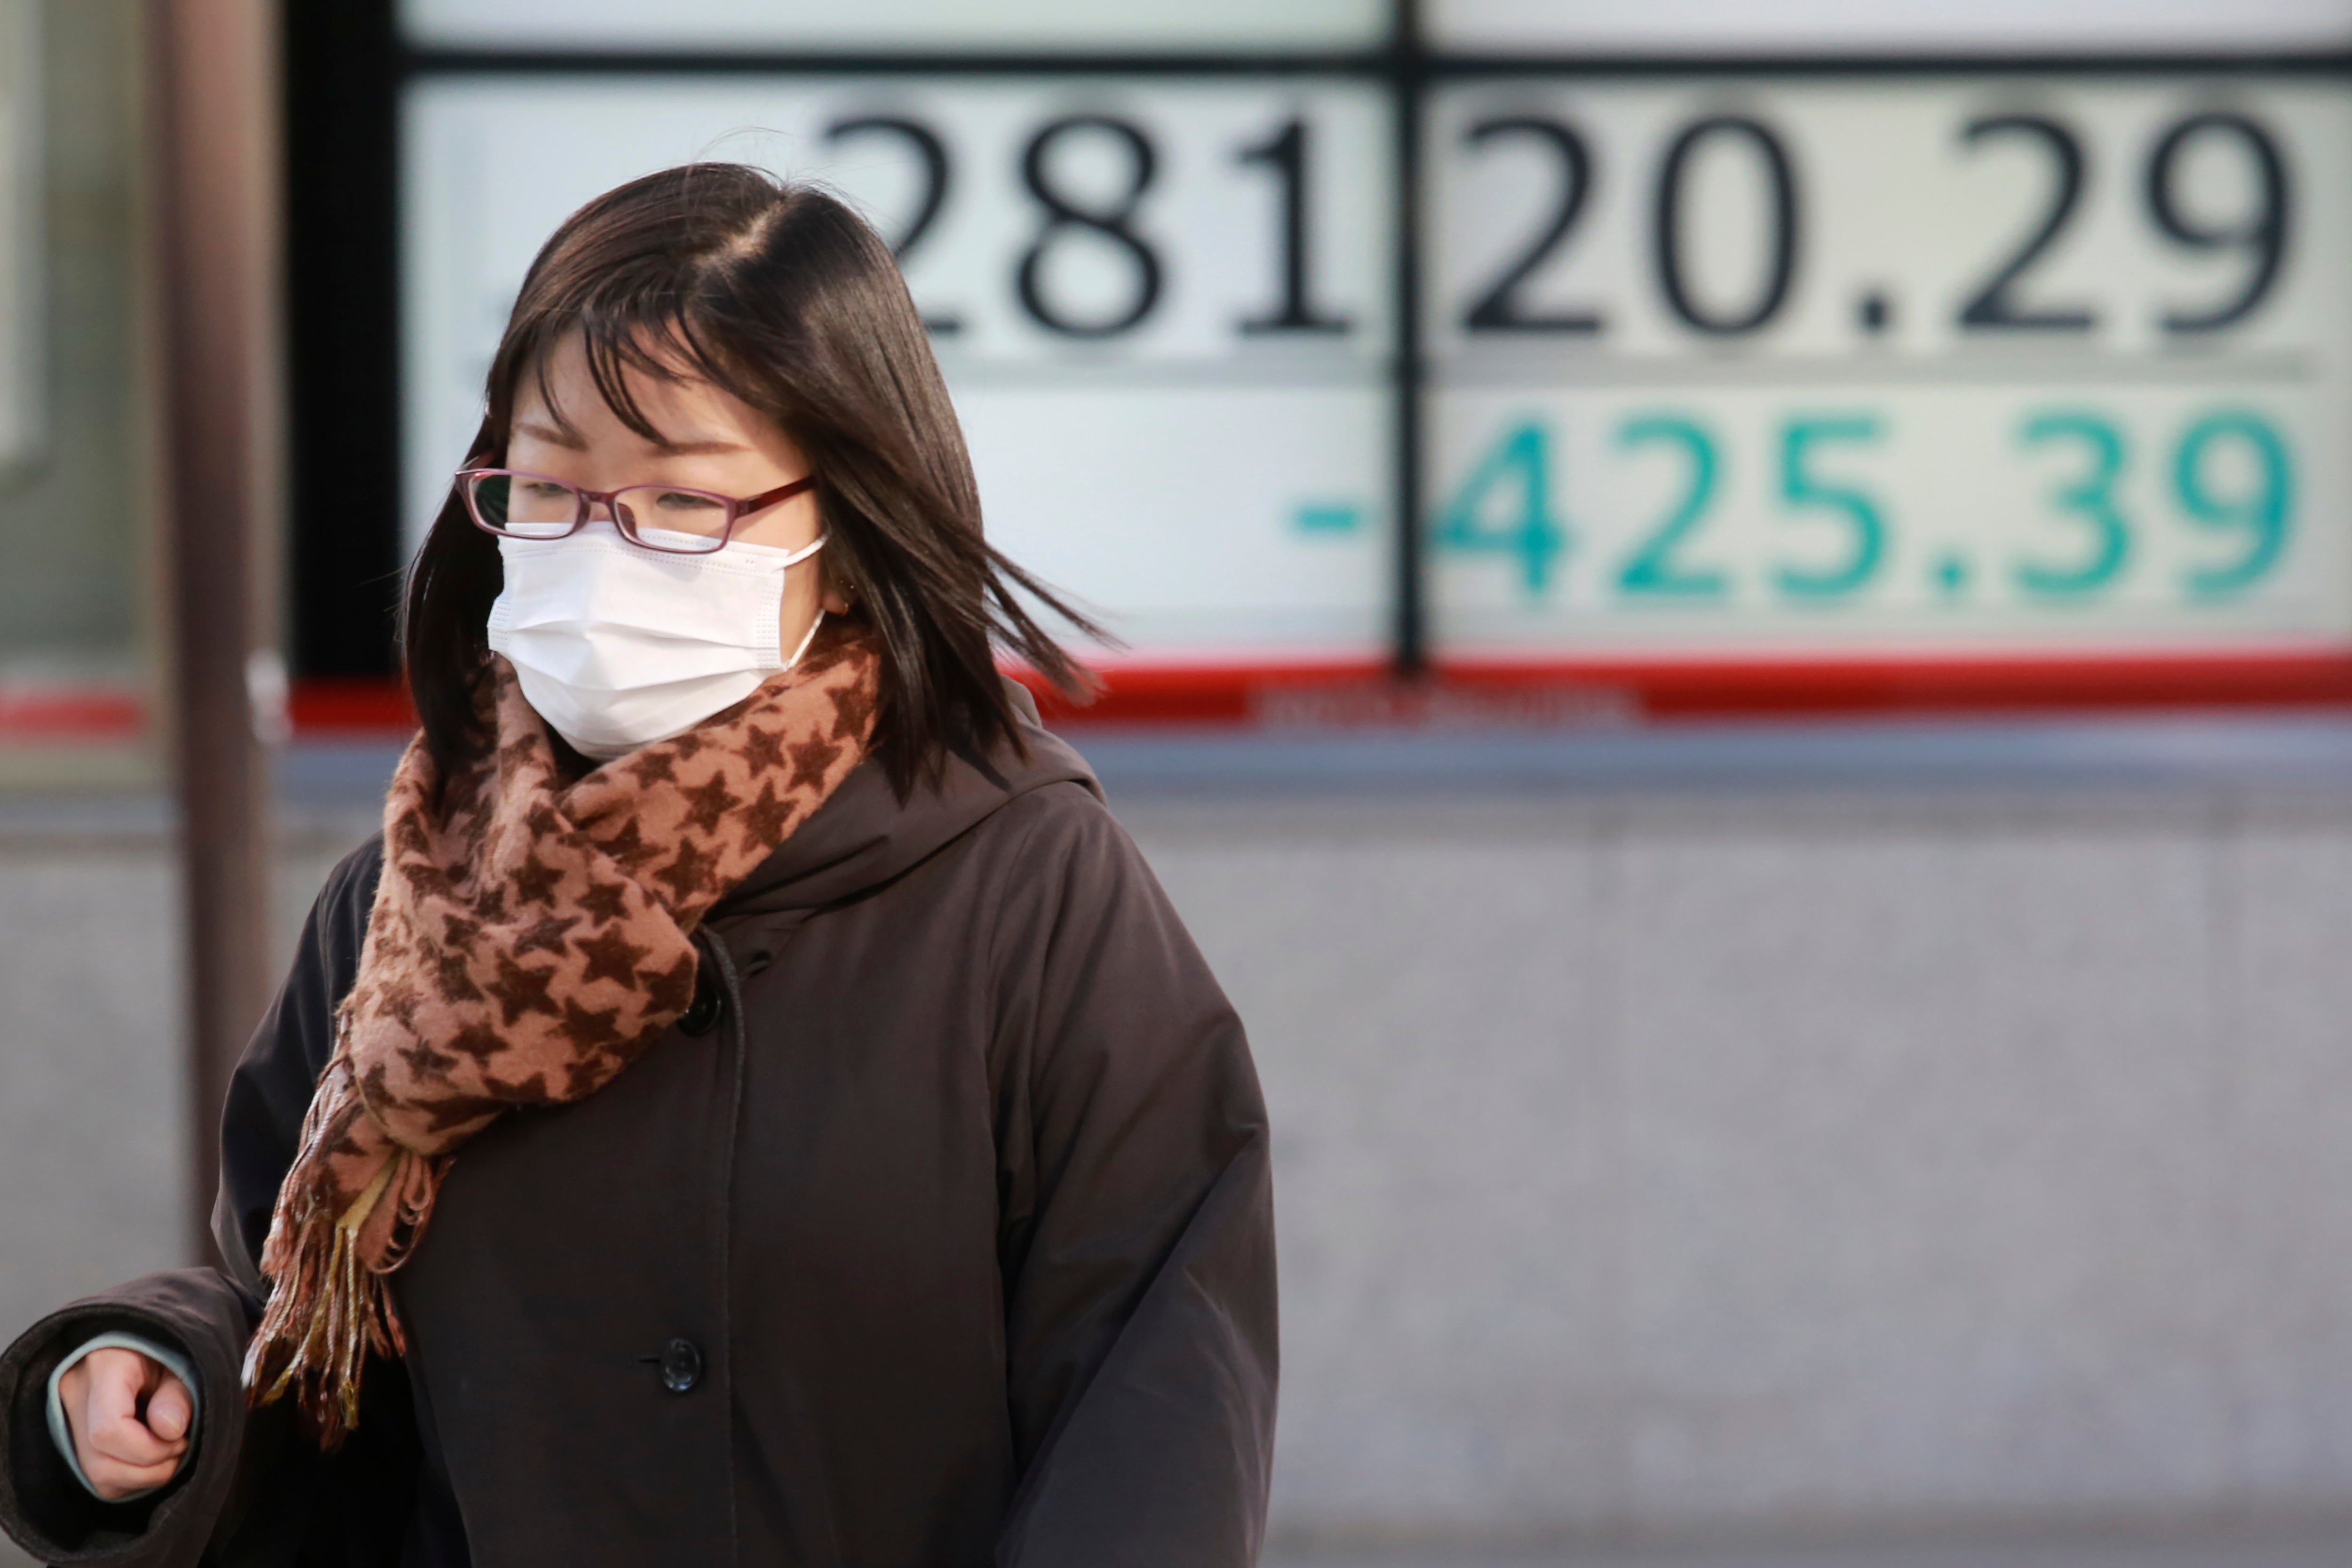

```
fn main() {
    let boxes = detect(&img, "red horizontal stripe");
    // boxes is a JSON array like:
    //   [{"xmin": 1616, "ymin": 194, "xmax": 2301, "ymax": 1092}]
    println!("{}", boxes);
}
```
[
  {"xmin": 291, "ymin": 677, "xmax": 418, "ymax": 736},
  {"xmin": 1022, "ymin": 652, "xmax": 2352, "ymax": 725},
  {"xmin": 0, "ymin": 685, "xmax": 147, "ymax": 740},
  {"xmin": 1433, "ymin": 652, "xmax": 2352, "ymax": 717},
  {"xmin": 291, "ymin": 649, "xmax": 2352, "ymax": 741}
]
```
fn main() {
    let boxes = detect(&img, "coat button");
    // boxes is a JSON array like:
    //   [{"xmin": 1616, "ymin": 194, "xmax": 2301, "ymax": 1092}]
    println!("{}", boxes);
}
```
[
  {"xmin": 658, "ymin": 1337, "xmax": 703, "ymax": 1394},
  {"xmin": 678, "ymin": 973, "xmax": 724, "ymax": 1037}
]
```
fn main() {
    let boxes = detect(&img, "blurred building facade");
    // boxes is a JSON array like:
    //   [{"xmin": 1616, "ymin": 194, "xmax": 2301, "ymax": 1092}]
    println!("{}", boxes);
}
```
[{"xmin": 0, "ymin": 0, "xmax": 155, "ymax": 788}]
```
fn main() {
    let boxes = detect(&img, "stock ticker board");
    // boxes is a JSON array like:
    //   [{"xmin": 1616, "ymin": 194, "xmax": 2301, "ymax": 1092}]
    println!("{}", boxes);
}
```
[{"xmin": 395, "ymin": 0, "xmax": 2352, "ymax": 714}]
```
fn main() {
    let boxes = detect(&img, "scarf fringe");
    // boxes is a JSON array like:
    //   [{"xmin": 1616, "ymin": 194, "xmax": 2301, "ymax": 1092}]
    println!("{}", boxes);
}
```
[{"xmin": 242, "ymin": 1047, "xmax": 442, "ymax": 1449}]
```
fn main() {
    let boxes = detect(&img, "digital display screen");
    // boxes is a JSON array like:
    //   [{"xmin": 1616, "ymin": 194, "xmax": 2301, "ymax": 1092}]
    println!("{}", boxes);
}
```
[
  {"xmin": 404, "ymin": 77, "xmax": 1396, "ymax": 672},
  {"xmin": 390, "ymin": 0, "xmax": 2352, "ymax": 714},
  {"xmin": 1429, "ymin": 77, "xmax": 2352, "ymax": 668}
]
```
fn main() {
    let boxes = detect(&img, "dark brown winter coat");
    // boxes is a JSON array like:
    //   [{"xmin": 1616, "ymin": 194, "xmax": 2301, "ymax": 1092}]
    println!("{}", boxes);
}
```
[{"xmin": 0, "ymin": 711, "xmax": 1278, "ymax": 1568}]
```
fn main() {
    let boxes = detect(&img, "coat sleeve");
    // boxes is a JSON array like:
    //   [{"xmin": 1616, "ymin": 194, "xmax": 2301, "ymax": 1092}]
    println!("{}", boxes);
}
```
[
  {"xmin": 0, "ymin": 839, "xmax": 390, "ymax": 1568},
  {"xmin": 988, "ymin": 787, "xmax": 1279, "ymax": 1568}
]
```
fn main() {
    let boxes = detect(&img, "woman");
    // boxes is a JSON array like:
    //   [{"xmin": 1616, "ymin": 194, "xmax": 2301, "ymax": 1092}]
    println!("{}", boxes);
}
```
[{"xmin": 0, "ymin": 165, "xmax": 1276, "ymax": 1568}]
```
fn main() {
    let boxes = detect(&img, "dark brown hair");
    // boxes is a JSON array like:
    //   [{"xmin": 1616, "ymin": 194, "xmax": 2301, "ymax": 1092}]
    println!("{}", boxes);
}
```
[{"xmin": 402, "ymin": 163, "xmax": 1098, "ymax": 795}]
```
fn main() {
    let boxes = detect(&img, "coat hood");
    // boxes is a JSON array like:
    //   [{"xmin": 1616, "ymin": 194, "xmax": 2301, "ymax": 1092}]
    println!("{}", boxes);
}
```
[{"xmin": 713, "ymin": 681, "xmax": 1099, "ymax": 919}]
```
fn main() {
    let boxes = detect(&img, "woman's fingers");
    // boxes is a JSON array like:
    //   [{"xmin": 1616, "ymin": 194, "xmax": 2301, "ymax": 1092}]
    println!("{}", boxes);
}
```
[
  {"xmin": 68, "ymin": 1348, "xmax": 191, "ymax": 1498},
  {"xmin": 141, "ymin": 1373, "xmax": 191, "ymax": 1448}
]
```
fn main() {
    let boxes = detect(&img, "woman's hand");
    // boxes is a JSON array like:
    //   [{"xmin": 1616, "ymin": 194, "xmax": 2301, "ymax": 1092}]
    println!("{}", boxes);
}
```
[{"xmin": 58, "ymin": 1347, "xmax": 192, "ymax": 1499}]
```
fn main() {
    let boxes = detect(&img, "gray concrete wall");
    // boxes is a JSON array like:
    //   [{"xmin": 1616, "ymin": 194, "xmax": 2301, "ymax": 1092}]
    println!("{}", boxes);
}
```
[
  {"xmin": 0, "ymin": 822, "xmax": 351, "ymax": 1343},
  {"xmin": 1124, "ymin": 788, "xmax": 2352, "ymax": 1547},
  {"xmin": 8, "ymin": 776, "xmax": 2352, "ymax": 1556}
]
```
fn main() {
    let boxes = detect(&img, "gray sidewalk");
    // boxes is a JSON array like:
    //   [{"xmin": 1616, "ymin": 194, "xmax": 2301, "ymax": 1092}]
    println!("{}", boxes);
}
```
[
  {"xmin": 1261, "ymin": 1537, "xmax": 2352, "ymax": 1568},
  {"xmin": 8, "ymin": 1533, "xmax": 2352, "ymax": 1568}
]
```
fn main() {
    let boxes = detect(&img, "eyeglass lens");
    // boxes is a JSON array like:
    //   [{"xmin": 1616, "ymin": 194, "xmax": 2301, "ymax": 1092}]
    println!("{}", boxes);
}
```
[
  {"xmin": 469, "ymin": 474, "xmax": 732, "ymax": 553},
  {"xmin": 470, "ymin": 474, "xmax": 576, "ymax": 539}
]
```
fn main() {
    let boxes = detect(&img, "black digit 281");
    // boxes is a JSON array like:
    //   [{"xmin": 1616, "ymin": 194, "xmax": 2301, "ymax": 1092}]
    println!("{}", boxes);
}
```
[{"xmin": 825, "ymin": 106, "xmax": 1358, "ymax": 343}]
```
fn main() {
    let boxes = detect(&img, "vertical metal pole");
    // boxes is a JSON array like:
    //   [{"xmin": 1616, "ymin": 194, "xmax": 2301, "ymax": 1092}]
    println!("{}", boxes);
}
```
[
  {"xmin": 1391, "ymin": 0, "xmax": 1427, "ymax": 677},
  {"xmin": 149, "ymin": 0, "xmax": 282, "ymax": 1264}
]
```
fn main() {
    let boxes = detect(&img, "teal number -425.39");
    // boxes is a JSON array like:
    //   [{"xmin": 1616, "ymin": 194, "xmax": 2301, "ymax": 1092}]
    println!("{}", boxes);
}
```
[{"xmin": 1438, "ymin": 406, "xmax": 2296, "ymax": 605}]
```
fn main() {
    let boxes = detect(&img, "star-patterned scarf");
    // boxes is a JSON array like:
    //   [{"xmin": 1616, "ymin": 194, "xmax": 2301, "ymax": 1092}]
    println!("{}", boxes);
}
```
[{"xmin": 243, "ymin": 621, "xmax": 879, "ymax": 1448}]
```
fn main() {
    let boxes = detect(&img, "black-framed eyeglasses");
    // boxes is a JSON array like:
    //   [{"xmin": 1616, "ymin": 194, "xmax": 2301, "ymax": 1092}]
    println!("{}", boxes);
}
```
[{"xmin": 456, "ymin": 468, "xmax": 817, "ymax": 556}]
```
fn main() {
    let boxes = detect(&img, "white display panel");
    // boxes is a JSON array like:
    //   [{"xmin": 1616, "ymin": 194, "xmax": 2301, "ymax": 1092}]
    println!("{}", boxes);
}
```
[
  {"xmin": 1431, "ymin": 0, "xmax": 2352, "ymax": 56},
  {"xmin": 1426, "ymin": 77, "xmax": 2352, "ymax": 662},
  {"xmin": 404, "ymin": 76, "xmax": 1393, "ymax": 667},
  {"xmin": 401, "ymin": 0, "xmax": 1389, "ymax": 54}
]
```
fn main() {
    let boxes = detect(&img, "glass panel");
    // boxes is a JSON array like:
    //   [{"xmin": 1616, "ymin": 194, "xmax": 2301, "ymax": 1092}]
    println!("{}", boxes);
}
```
[
  {"xmin": 404, "ymin": 74, "xmax": 1395, "ymax": 670},
  {"xmin": 1425, "ymin": 74, "xmax": 2352, "ymax": 668},
  {"xmin": 401, "ymin": 0, "xmax": 1391, "ymax": 54}
]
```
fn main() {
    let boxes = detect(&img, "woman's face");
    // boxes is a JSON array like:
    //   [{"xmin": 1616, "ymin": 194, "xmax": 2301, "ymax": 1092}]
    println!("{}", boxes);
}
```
[{"xmin": 505, "ymin": 332, "xmax": 847, "ymax": 639}]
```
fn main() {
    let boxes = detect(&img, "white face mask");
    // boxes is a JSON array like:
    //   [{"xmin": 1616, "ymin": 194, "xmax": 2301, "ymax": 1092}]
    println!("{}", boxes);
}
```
[{"xmin": 486, "ymin": 518, "xmax": 828, "ymax": 760}]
